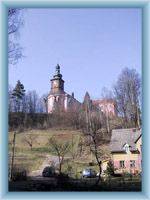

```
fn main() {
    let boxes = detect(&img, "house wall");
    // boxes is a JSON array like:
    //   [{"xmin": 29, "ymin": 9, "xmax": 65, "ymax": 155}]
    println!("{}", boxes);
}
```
[
  {"xmin": 47, "ymin": 95, "xmax": 55, "ymax": 113},
  {"xmin": 47, "ymin": 94, "xmax": 66, "ymax": 113},
  {"xmin": 99, "ymin": 102, "xmax": 116, "ymax": 117},
  {"xmin": 136, "ymin": 136, "xmax": 142, "ymax": 171},
  {"xmin": 112, "ymin": 151, "xmax": 141, "ymax": 174}
]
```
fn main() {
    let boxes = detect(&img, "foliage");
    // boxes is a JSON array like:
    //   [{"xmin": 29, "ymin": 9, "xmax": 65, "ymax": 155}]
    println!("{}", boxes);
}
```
[
  {"xmin": 11, "ymin": 166, "xmax": 27, "ymax": 181},
  {"xmin": 42, "ymin": 166, "xmax": 55, "ymax": 177},
  {"xmin": 105, "ymin": 160, "xmax": 115, "ymax": 176},
  {"xmin": 11, "ymin": 80, "xmax": 26, "ymax": 112}
]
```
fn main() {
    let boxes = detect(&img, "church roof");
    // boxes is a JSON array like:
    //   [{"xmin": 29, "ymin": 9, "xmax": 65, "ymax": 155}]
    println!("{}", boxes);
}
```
[{"xmin": 48, "ymin": 90, "xmax": 66, "ymax": 96}]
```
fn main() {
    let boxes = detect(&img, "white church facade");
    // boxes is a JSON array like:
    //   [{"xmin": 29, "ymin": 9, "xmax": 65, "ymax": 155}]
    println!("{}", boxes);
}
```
[{"xmin": 47, "ymin": 64, "xmax": 81, "ymax": 113}]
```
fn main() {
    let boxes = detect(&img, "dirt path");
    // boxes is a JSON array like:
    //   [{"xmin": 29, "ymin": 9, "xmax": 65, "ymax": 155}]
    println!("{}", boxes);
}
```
[{"xmin": 28, "ymin": 155, "xmax": 59, "ymax": 177}]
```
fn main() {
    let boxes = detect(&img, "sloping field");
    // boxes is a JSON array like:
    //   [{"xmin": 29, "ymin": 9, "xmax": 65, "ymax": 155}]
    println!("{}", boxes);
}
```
[
  {"xmin": 8, "ymin": 129, "xmax": 82, "ymax": 172},
  {"xmin": 9, "ymin": 128, "xmax": 110, "ymax": 176}
]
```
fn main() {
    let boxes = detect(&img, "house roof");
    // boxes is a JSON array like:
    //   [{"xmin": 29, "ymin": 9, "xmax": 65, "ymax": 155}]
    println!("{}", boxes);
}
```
[
  {"xmin": 92, "ymin": 99, "xmax": 115, "ymax": 105},
  {"xmin": 110, "ymin": 128, "xmax": 141, "ymax": 153}
]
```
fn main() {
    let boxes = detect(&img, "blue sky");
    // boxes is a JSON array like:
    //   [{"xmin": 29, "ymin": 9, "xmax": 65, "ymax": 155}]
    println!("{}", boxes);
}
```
[{"xmin": 9, "ymin": 8, "xmax": 142, "ymax": 102}]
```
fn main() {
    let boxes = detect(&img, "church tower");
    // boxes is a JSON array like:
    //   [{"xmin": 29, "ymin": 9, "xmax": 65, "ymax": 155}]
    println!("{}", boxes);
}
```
[
  {"xmin": 50, "ymin": 64, "xmax": 64, "ymax": 94},
  {"xmin": 47, "ymin": 64, "xmax": 81, "ymax": 113}
]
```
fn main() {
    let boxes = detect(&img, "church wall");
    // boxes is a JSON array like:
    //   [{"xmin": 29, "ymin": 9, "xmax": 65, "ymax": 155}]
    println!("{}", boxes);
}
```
[{"xmin": 48, "ymin": 95, "xmax": 55, "ymax": 113}]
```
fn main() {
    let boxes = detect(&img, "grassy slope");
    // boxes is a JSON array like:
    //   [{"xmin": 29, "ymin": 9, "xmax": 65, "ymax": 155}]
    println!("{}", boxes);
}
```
[{"xmin": 8, "ymin": 129, "xmax": 110, "ymax": 175}]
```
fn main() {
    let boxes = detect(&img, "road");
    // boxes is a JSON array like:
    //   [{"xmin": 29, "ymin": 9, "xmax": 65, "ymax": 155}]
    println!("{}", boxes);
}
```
[{"xmin": 28, "ymin": 154, "xmax": 60, "ymax": 178}]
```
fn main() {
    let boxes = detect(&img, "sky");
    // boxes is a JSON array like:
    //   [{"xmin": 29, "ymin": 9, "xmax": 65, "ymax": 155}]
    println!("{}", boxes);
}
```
[{"xmin": 9, "ymin": 8, "xmax": 142, "ymax": 102}]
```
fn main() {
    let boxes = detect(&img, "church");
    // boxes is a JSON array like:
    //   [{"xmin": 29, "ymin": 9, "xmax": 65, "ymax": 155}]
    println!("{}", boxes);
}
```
[
  {"xmin": 47, "ymin": 64, "xmax": 81, "ymax": 113},
  {"xmin": 47, "ymin": 64, "xmax": 117, "ymax": 117}
]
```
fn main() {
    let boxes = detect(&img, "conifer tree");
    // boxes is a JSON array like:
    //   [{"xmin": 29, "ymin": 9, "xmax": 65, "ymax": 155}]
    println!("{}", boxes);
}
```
[{"xmin": 12, "ymin": 80, "xmax": 26, "ymax": 112}]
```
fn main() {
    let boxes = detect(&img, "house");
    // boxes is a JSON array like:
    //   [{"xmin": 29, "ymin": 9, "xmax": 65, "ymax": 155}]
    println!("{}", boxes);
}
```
[
  {"xmin": 110, "ymin": 128, "xmax": 142, "ymax": 174},
  {"xmin": 92, "ymin": 99, "xmax": 117, "ymax": 117}
]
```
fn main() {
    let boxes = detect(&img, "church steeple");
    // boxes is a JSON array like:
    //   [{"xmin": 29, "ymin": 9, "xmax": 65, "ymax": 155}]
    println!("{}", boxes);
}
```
[
  {"xmin": 50, "ymin": 64, "xmax": 64, "ymax": 94},
  {"xmin": 55, "ymin": 64, "xmax": 60, "ymax": 74},
  {"xmin": 53, "ymin": 64, "xmax": 62, "ymax": 79}
]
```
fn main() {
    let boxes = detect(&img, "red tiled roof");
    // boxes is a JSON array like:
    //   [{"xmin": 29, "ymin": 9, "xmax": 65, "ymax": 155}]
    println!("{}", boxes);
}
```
[{"xmin": 92, "ymin": 99, "xmax": 115, "ymax": 105}]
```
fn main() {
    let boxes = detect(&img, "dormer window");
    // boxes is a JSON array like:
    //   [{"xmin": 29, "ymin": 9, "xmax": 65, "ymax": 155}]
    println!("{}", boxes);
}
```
[{"xmin": 123, "ymin": 143, "xmax": 130, "ymax": 153}]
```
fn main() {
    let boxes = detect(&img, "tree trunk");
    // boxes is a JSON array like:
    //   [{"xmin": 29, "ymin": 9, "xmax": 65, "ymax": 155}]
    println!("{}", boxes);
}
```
[
  {"xmin": 96, "ymin": 162, "xmax": 102, "ymax": 185},
  {"xmin": 106, "ymin": 114, "xmax": 110, "ymax": 134},
  {"xmin": 10, "ymin": 132, "xmax": 16, "ymax": 181},
  {"xmin": 136, "ymin": 105, "xmax": 140, "ymax": 128},
  {"xmin": 59, "ymin": 156, "xmax": 63, "ymax": 174}
]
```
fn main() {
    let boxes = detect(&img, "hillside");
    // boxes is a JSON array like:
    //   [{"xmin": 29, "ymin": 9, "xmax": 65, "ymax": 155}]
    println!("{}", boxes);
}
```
[{"xmin": 8, "ymin": 128, "xmax": 111, "ymax": 177}]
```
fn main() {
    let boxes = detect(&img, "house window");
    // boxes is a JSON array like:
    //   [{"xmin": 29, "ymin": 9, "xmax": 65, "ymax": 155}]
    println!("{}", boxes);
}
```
[
  {"xmin": 120, "ymin": 160, "xmax": 125, "ymax": 168},
  {"xmin": 130, "ymin": 160, "xmax": 136, "ymax": 168},
  {"xmin": 123, "ymin": 143, "xmax": 130, "ymax": 153}
]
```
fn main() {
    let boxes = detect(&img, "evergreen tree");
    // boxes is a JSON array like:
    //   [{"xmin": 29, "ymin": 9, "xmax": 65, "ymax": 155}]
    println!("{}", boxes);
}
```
[
  {"xmin": 106, "ymin": 160, "xmax": 115, "ymax": 176},
  {"xmin": 12, "ymin": 80, "xmax": 26, "ymax": 112}
]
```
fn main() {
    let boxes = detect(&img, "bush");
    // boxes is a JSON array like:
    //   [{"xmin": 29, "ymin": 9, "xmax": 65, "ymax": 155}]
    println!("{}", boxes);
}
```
[
  {"xmin": 11, "ymin": 167, "xmax": 27, "ymax": 181},
  {"xmin": 42, "ymin": 166, "xmax": 55, "ymax": 177},
  {"xmin": 89, "ymin": 161, "xmax": 95, "ymax": 166},
  {"xmin": 105, "ymin": 160, "xmax": 115, "ymax": 176}
]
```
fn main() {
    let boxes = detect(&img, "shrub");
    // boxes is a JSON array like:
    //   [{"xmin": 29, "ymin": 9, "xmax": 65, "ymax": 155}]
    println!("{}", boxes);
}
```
[
  {"xmin": 11, "ymin": 167, "xmax": 27, "ymax": 181},
  {"xmin": 89, "ymin": 161, "xmax": 95, "ymax": 166},
  {"xmin": 42, "ymin": 166, "xmax": 55, "ymax": 177},
  {"xmin": 106, "ymin": 160, "xmax": 115, "ymax": 176}
]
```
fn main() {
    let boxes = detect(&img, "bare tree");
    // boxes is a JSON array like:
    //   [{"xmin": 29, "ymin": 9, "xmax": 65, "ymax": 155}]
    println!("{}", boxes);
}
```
[
  {"xmin": 8, "ymin": 8, "xmax": 24, "ymax": 65},
  {"xmin": 78, "ymin": 136, "xmax": 84, "ymax": 157},
  {"xmin": 26, "ymin": 90, "xmax": 39, "ymax": 113},
  {"xmin": 70, "ymin": 134, "xmax": 78, "ymax": 161},
  {"xmin": 113, "ymin": 68, "xmax": 141, "ymax": 128},
  {"xmin": 101, "ymin": 87, "xmax": 113, "ymax": 99},
  {"xmin": 8, "ymin": 85, "xmax": 14, "ymax": 112},
  {"xmin": 10, "ymin": 130, "xmax": 22, "ymax": 180},
  {"xmin": 48, "ymin": 137, "xmax": 71, "ymax": 174},
  {"xmin": 82, "ymin": 92, "xmax": 106, "ymax": 185},
  {"xmin": 23, "ymin": 134, "xmax": 37, "ymax": 150},
  {"xmin": 101, "ymin": 87, "xmax": 115, "ymax": 134},
  {"xmin": 37, "ymin": 93, "xmax": 49, "ymax": 113}
]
